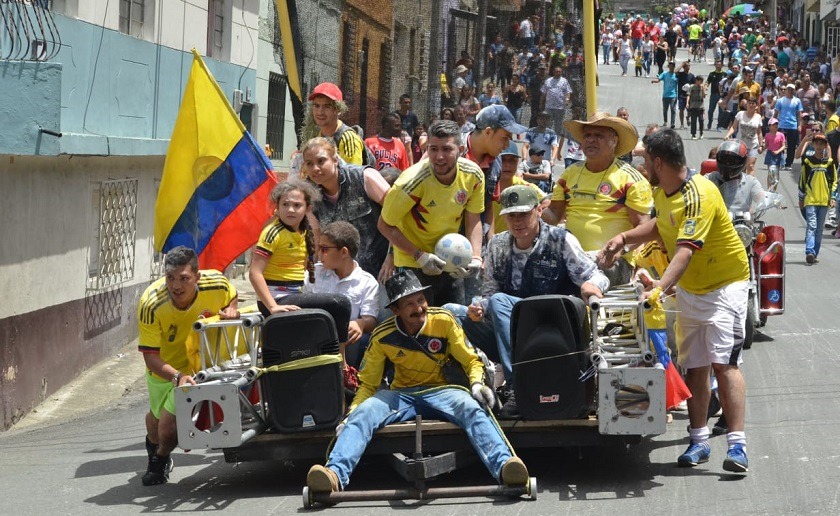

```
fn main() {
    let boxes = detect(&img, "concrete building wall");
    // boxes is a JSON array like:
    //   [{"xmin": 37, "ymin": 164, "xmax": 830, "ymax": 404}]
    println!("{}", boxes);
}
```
[
  {"xmin": 0, "ymin": 155, "xmax": 162, "ymax": 428},
  {"xmin": 0, "ymin": 4, "xmax": 260, "ymax": 430}
]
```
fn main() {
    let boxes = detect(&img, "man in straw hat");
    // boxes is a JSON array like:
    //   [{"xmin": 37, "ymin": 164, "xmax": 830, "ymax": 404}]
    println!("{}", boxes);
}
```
[
  {"xmin": 599, "ymin": 128, "xmax": 751, "ymax": 475},
  {"xmin": 443, "ymin": 184, "xmax": 608, "ymax": 418},
  {"xmin": 543, "ymin": 111, "xmax": 653, "ymax": 286},
  {"xmin": 306, "ymin": 269, "xmax": 529, "ymax": 493}
]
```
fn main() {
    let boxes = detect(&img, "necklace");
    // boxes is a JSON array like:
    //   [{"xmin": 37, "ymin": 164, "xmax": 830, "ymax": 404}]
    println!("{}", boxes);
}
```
[{"xmin": 570, "ymin": 162, "xmax": 611, "ymax": 199}]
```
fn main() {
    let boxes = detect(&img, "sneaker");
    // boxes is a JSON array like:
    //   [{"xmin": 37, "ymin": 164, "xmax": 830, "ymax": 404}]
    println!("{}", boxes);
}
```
[
  {"xmin": 826, "ymin": 220, "xmax": 837, "ymax": 229},
  {"xmin": 723, "ymin": 444, "xmax": 749, "ymax": 473},
  {"xmin": 145, "ymin": 436, "xmax": 158, "ymax": 460},
  {"xmin": 498, "ymin": 390, "xmax": 520, "ymax": 419},
  {"xmin": 712, "ymin": 414, "xmax": 728, "ymax": 435},
  {"xmin": 501, "ymin": 456, "xmax": 529, "ymax": 487},
  {"xmin": 691, "ymin": 136, "xmax": 697, "ymax": 140},
  {"xmin": 671, "ymin": 124, "xmax": 676, "ymax": 129},
  {"xmin": 806, "ymin": 254, "xmax": 816, "ymax": 265},
  {"xmin": 142, "ymin": 454, "xmax": 173, "ymax": 486},
  {"xmin": 699, "ymin": 135, "xmax": 704, "ymax": 139},
  {"xmin": 677, "ymin": 441, "xmax": 711, "ymax": 467},
  {"xmin": 307, "ymin": 465, "xmax": 340, "ymax": 493}
]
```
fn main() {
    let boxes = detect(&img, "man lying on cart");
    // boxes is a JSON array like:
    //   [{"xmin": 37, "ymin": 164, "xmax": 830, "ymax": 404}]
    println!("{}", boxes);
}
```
[{"xmin": 305, "ymin": 269, "xmax": 529, "ymax": 493}]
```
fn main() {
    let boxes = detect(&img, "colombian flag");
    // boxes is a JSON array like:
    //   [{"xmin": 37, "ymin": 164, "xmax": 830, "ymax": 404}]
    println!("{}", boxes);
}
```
[
  {"xmin": 644, "ymin": 288, "xmax": 691, "ymax": 410},
  {"xmin": 154, "ymin": 50, "xmax": 277, "ymax": 271}
]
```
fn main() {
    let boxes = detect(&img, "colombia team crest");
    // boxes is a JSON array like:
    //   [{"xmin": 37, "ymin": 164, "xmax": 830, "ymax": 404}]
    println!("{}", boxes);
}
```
[
  {"xmin": 598, "ymin": 182, "xmax": 612, "ymax": 195},
  {"xmin": 427, "ymin": 338, "xmax": 443, "ymax": 353},
  {"xmin": 454, "ymin": 189, "xmax": 468, "ymax": 205}
]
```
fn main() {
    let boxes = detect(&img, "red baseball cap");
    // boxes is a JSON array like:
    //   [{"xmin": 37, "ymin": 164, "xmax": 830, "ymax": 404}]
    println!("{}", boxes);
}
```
[{"xmin": 308, "ymin": 82, "xmax": 343, "ymax": 101}]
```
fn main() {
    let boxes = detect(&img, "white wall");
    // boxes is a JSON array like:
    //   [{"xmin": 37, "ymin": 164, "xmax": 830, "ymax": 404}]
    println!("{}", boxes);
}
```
[
  {"xmin": 0, "ymin": 155, "xmax": 162, "ymax": 319},
  {"xmin": 64, "ymin": 0, "xmax": 259, "ymax": 68}
]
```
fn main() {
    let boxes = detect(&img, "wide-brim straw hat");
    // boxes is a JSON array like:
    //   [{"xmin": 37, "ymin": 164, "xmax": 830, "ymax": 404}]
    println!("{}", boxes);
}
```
[{"xmin": 564, "ymin": 112, "xmax": 639, "ymax": 158}]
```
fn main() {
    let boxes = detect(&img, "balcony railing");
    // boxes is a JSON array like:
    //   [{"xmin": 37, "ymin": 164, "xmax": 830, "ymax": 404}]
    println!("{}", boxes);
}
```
[{"xmin": 0, "ymin": 0, "xmax": 62, "ymax": 61}]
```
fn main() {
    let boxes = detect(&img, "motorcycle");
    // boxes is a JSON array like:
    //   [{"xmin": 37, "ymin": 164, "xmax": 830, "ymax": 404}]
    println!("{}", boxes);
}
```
[{"xmin": 730, "ymin": 192, "xmax": 786, "ymax": 349}]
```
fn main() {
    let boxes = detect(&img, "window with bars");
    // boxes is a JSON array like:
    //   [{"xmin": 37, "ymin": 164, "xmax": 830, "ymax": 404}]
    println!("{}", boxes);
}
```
[
  {"xmin": 208, "ymin": 0, "xmax": 225, "ymax": 57},
  {"xmin": 340, "ymin": 19, "xmax": 356, "ymax": 104},
  {"xmin": 267, "ymin": 72, "xmax": 287, "ymax": 161},
  {"xmin": 378, "ymin": 40, "xmax": 392, "ymax": 111},
  {"xmin": 119, "ymin": 0, "xmax": 145, "ymax": 38},
  {"xmin": 88, "ymin": 178, "xmax": 138, "ymax": 290}
]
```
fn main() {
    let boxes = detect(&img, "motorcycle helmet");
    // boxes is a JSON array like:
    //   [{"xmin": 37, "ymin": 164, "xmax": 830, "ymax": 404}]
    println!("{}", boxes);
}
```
[{"xmin": 716, "ymin": 140, "xmax": 748, "ymax": 181}]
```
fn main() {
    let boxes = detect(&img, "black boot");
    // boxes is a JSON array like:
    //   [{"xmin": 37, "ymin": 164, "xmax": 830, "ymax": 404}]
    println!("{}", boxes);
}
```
[
  {"xmin": 498, "ymin": 390, "xmax": 520, "ymax": 420},
  {"xmin": 145, "ymin": 436, "xmax": 158, "ymax": 460},
  {"xmin": 142, "ymin": 454, "xmax": 173, "ymax": 486}
]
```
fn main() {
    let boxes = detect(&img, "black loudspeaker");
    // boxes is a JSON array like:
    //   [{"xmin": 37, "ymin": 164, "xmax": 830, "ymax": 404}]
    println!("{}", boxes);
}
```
[
  {"xmin": 511, "ymin": 295, "xmax": 590, "ymax": 420},
  {"xmin": 261, "ymin": 309, "xmax": 345, "ymax": 432}
]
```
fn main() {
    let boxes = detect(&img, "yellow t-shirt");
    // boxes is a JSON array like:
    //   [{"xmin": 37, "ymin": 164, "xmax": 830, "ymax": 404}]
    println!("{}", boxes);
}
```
[
  {"xmin": 688, "ymin": 24, "xmax": 702, "ymax": 41},
  {"xmin": 381, "ymin": 157, "xmax": 485, "ymax": 267},
  {"xmin": 634, "ymin": 240, "xmax": 670, "ymax": 280},
  {"xmin": 254, "ymin": 220, "xmax": 307, "ymax": 283},
  {"xmin": 493, "ymin": 177, "xmax": 545, "ymax": 233},
  {"xmin": 137, "ymin": 270, "xmax": 237, "ymax": 378},
  {"xmin": 736, "ymin": 81, "xmax": 761, "ymax": 100},
  {"xmin": 826, "ymin": 113, "xmax": 840, "ymax": 133},
  {"xmin": 323, "ymin": 121, "xmax": 365, "ymax": 166},
  {"xmin": 653, "ymin": 174, "xmax": 749, "ymax": 294},
  {"xmin": 552, "ymin": 159, "xmax": 653, "ymax": 252}
]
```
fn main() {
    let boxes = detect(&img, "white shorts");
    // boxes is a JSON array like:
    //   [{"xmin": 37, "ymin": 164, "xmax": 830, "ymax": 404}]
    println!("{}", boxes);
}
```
[{"xmin": 675, "ymin": 281, "xmax": 748, "ymax": 369}]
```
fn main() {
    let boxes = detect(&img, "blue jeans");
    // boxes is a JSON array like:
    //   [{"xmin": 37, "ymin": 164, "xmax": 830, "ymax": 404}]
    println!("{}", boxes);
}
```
[
  {"xmin": 326, "ymin": 386, "xmax": 513, "ymax": 488},
  {"xmin": 642, "ymin": 51, "xmax": 651, "ymax": 75},
  {"xmin": 804, "ymin": 205, "xmax": 829, "ymax": 257},
  {"xmin": 443, "ymin": 292, "xmax": 520, "ymax": 383}
]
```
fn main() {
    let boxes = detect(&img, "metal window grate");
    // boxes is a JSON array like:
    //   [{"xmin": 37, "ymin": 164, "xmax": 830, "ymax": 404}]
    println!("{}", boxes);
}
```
[
  {"xmin": 89, "ymin": 178, "xmax": 138, "ymax": 290},
  {"xmin": 340, "ymin": 18, "xmax": 357, "ymax": 104},
  {"xmin": 267, "ymin": 72, "xmax": 288, "ymax": 160}
]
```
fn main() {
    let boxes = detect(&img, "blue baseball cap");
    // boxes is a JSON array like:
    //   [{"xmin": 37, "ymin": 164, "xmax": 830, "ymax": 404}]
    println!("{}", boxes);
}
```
[
  {"xmin": 498, "ymin": 142, "xmax": 520, "ymax": 158},
  {"xmin": 475, "ymin": 105, "xmax": 528, "ymax": 135}
]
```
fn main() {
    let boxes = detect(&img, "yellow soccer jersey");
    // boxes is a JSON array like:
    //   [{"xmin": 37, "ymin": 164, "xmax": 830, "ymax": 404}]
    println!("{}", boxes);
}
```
[
  {"xmin": 494, "ymin": 177, "xmax": 545, "ymax": 233},
  {"xmin": 799, "ymin": 156, "xmax": 837, "ymax": 206},
  {"xmin": 254, "ymin": 220, "xmax": 307, "ymax": 283},
  {"xmin": 381, "ymin": 157, "xmax": 485, "ymax": 267},
  {"xmin": 634, "ymin": 240, "xmax": 670, "ymax": 280},
  {"xmin": 137, "ymin": 270, "xmax": 237, "ymax": 379},
  {"xmin": 654, "ymin": 174, "xmax": 749, "ymax": 294},
  {"xmin": 552, "ymin": 159, "xmax": 653, "ymax": 252},
  {"xmin": 351, "ymin": 307, "xmax": 484, "ymax": 412},
  {"xmin": 323, "ymin": 121, "xmax": 365, "ymax": 166}
]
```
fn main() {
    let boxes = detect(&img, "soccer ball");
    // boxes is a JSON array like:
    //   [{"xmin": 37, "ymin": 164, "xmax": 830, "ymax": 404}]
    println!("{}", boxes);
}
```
[{"xmin": 434, "ymin": 233, "xmax": 473, "ymax": 273}]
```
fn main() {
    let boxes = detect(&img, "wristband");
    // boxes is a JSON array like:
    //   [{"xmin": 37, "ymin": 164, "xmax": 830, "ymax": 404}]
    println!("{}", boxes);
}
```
[
  {"xmin": 413, "ymin": 249, "xmax": 424, "ymax": 261},
  {"xmin": 172, "ymin": 372, "xmax": 182, "ymax": 386}
]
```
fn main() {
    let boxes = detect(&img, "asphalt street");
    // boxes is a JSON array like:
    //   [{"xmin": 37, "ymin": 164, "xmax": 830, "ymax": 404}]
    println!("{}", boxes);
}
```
[{"xmin": 2, "ymin": 49, "xmax": 840, "ymax": 515}]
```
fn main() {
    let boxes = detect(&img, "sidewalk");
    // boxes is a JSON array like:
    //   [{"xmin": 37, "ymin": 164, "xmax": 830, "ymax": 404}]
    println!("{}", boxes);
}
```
[{"xmin": 8, "ymin": 275, "xmax": 258, "ymax": 433}]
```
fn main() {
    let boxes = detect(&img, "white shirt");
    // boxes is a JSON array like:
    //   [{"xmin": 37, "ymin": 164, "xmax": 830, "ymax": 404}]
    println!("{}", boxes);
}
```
[{"xmin": 304, "ymin": 261, "xmax": 380, "ymax": 320}]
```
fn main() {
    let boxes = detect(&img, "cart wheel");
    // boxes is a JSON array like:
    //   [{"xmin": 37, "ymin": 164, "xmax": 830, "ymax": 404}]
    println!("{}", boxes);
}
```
[
  {"xmin": 528, "ymin": 477, "xmax": 538, "ymax": 500},
  {"xmin": 302, "ymin": 486, "xmax": 312, "ymax": 509}
]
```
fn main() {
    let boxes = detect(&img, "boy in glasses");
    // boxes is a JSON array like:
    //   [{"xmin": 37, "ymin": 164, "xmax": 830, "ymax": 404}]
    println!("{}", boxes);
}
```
[{"xmin": 305, "ymin": 221, "xmax": 381, "ymax": 371}]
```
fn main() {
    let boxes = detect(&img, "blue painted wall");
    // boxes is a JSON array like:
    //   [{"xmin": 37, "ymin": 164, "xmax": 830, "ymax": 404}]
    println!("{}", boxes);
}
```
[{"xmin": 0, "ymin": 14, "xmax": 255, "ymax": 157}]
